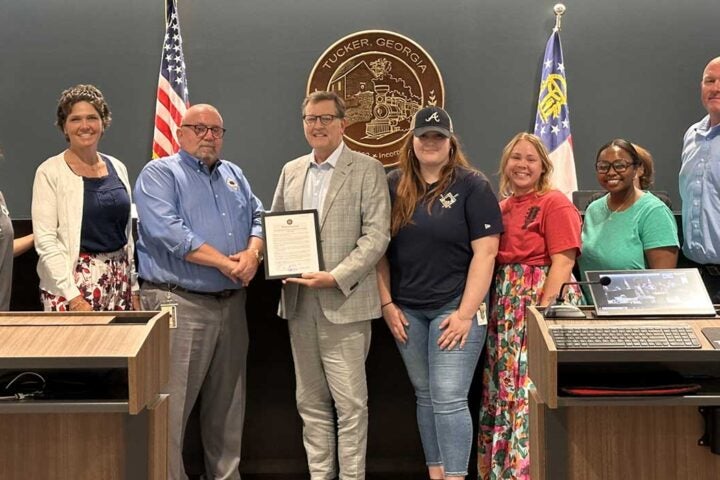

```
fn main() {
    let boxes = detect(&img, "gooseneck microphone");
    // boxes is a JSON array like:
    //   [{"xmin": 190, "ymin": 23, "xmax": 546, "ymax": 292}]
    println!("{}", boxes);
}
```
[
  {"xmin": 553, "ymin": 276, "xmax": 611, "ymax": 305},
  {"xmin": 544, "ymin": 276, "xmax": 611, "ymax": 318}
]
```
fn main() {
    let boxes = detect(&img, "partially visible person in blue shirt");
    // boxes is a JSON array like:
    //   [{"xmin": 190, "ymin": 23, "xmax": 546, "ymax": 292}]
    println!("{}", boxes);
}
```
[
  {"xmin": 680, "ymin": 56, "xmax": 720, "ymax": 303},
  {"xmin": 134, "ymin": 103, "xmax": 264, "ymax": 480}
]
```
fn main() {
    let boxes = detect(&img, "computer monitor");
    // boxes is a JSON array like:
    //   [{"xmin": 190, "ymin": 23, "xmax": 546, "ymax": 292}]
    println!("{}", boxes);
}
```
[{"xmin": 585, "ymin": 269, "xmax": 716, "ymax": 317}]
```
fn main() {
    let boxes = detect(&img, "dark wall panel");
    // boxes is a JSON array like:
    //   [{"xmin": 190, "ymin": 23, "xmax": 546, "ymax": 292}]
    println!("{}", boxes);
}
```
[{"xmin": 1, "ymin": 1, "xmax": 718, "ymax": 215}]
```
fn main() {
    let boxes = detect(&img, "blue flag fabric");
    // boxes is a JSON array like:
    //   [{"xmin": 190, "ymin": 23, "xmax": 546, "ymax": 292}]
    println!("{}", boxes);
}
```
[{"xmin": 534, "ymin": 29, "xmax": 577, "ymax": 197}]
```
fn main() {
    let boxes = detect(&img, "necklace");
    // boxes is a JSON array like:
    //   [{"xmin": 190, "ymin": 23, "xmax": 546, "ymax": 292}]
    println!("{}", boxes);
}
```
[
  {"xmin": 64, "ymin": 150, "xmax": 106, "ymax": 178},
  {"xmin": 602, "ymin": 190, "xmax": 640, "ymax": 223}
]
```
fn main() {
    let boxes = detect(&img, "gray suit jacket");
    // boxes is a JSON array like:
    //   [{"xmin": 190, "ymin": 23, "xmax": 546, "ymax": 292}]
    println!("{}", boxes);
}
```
[{"xmin": 271, "ymin": 145, "xmax": 391, "ymax": 324}]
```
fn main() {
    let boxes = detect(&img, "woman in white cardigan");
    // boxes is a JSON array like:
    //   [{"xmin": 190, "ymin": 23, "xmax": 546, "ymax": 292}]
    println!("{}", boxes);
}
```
[{"xmin": 32, "ymin": 84, "xmax": 138, "ymax": 311}]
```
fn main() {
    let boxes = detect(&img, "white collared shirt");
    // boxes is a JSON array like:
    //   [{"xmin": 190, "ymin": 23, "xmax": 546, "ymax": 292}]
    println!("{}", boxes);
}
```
[{"xmin": 303, "ymin": 142, "xmax": 344, "ymax": 217}]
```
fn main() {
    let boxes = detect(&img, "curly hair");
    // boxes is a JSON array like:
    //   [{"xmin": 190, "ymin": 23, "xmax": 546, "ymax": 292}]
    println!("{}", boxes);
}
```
[{"xmin": 55, "ymin": 84, "xmax": 112, "ymax": 140}]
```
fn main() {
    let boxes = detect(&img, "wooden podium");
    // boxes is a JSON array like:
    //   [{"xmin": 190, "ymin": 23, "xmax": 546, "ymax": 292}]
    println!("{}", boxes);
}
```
[
  {"xmin": 528, "ymin": 306, "xmax": 720, "ymax": 480},
  {"xmin": 0, "ymin": 311, "xmax": 169, "ymax": 480}
]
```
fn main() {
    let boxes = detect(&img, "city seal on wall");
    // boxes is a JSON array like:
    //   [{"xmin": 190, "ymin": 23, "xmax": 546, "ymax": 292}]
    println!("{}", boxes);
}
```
[{"xmin": 307, "ymin": 30, "xmax": 445, "ymax": 166}]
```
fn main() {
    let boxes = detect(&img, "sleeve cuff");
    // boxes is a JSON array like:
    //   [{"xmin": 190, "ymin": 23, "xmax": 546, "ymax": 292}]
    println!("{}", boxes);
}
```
[
  {"xmin": 183, "ymin": 233, "xmax": 205, "ymax": 257},
  {"xmin": 250, "ymin": 225, "xmax": 264, "ymax": 238}
]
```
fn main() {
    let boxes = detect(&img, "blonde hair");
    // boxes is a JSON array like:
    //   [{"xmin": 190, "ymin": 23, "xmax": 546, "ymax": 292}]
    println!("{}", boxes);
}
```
[{"xmin": 497, "ymin": 132, "xmax": 554, "ymax": 198}]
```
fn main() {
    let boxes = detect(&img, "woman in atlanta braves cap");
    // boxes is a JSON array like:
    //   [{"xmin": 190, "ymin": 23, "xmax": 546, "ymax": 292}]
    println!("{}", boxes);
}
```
[
  {"xmin": 377, "ymin": 106, "xmax": 503, "ymax": 480},
  {"xmin": 478, "ymin": 132, "xmax": 582, "ymax": 479}
]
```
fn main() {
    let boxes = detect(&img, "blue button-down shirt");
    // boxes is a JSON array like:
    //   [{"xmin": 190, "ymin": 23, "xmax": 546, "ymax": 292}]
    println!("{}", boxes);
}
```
[
  {"xmin": 680, "ymin": 115, "xmax": 720, "ymax": 264},
  {"xmin": 134, "ymin": 150, "xmax": 264, "ymax": 291}
]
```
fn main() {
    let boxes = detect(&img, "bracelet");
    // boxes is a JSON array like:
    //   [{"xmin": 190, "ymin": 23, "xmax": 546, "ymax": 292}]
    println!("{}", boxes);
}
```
[{"xmin": 381, "ymin": 301, "xmax": 393, "ymax": 309}]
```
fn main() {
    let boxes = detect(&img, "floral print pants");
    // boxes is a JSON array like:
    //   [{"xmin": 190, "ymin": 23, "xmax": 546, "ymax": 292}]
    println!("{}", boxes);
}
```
[{"xmin": 478, "ymin": 263, "xmax": 581, "ymax": 479}]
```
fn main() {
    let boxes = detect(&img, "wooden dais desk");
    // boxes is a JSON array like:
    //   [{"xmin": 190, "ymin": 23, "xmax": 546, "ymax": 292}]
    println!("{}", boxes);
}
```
[
  {"xmin": 528, "ymin": 306, "xmax": 720, "ymax": 480},
  {"xmin": 0, "ymin": 311, "xmax": 169, "ymax": 480}
]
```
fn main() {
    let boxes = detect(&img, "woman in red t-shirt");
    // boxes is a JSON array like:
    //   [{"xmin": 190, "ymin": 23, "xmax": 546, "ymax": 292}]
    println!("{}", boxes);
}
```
[{"xmin": 478, "ymin": 132, "xmax": 582, "ymax": 480}]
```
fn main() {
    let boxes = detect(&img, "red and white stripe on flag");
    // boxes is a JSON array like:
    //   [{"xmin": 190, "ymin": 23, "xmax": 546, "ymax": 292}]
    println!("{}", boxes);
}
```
[
  {"xmin": 152, "ymin": 0, "xmax": 190, "ymax": 159},
  {"xmin": 549, "ymin": 136, "xmax": 578, "ymax": 199}
]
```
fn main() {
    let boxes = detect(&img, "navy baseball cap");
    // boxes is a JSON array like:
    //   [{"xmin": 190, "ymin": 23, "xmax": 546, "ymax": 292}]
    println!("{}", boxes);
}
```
[{"xmin": 410, "ymin": 106, "xmax": 453, "ymax": 137}]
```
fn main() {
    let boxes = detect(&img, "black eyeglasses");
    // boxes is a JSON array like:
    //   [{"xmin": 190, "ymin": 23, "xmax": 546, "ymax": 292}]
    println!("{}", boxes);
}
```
[
  {"xmin": 181, "ymin": 124, "xmax": 226, "ymax": 139},
  {"xmin": 595, "ymin": 160, "xmax": 636, "ymax": 174},
  {"xmin": 302, "ymin": 114, "xmax": 341, "ymax": 126}
]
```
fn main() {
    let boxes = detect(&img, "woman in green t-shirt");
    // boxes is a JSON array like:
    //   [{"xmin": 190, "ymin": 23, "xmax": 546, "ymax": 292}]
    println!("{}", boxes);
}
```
[{"xmin": 578, "ymin": 138, "xmax": 679, "ymax": 280}]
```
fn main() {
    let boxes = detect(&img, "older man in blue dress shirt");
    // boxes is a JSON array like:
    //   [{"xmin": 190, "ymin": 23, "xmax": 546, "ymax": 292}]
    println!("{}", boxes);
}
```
[
  {"xmin": 680, "ymin": 56, "xmax": 720, "ymax": 302},
  {"xmin": 135, "ymin": 103, "xmax": 264, "ymax": 480}
]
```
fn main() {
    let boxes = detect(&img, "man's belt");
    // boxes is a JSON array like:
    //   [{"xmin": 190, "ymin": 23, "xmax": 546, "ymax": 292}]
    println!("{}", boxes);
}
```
[{"xmin": 141, "ymin": 280, "xmax": 239, "ymax": 299}]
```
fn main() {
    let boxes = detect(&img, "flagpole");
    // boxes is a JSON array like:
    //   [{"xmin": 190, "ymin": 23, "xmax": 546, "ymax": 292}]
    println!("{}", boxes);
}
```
[
  {"xmin": 535, "ymin": 2, "xmax": 577, "ymax": 198},
  {"xmin": 152, "ymin": 0, "xmax": 190, "ymax": 159},
  {"xmin": 553, "ymin": 3, "xmax": 566, "ymax": 32}
]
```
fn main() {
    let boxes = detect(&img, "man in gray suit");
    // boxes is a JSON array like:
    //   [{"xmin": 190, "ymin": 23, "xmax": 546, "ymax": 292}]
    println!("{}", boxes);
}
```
[{"xmin": 271, "ymin": 91, "xmax": 391, "ymax": 480}]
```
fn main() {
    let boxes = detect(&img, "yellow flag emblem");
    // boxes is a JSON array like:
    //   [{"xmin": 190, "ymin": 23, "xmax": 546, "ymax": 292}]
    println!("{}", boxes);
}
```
[{"xmin": 538, "ymin": 74, "xmax": 567, "ymax": 122}]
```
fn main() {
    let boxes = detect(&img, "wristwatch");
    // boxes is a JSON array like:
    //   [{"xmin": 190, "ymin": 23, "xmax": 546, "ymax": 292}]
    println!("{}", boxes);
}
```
[{"xmin": 249, "ymin": 247, "xmax": 264, "ymax": 264}]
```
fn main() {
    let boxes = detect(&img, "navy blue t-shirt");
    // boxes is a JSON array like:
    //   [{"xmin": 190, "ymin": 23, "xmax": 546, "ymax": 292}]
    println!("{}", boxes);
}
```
[
  {"xmin": 387, "ymin": 167, "xmax": 503, "ymax": 310},
  {"xmin": 80, "ymin": 156, "xmax": 130, "ymax": 253}
]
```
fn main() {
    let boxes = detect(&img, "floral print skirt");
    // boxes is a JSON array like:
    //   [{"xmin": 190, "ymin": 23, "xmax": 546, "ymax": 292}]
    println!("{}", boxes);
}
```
[
  {"xmin": 41, "ymin": 249, "xmax": 132, "ymax": 311},
  {"xmin": 478, "ymin": 263, "xmax": 581, "ymax": 479}
]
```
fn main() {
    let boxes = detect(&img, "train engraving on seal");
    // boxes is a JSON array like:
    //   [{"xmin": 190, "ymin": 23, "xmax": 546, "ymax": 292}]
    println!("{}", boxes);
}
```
[{"xmin": 308, "ymin": 30, "xmax": 445, "ymax": 165}]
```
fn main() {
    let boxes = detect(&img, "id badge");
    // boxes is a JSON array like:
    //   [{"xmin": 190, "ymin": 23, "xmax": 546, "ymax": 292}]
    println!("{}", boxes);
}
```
[
  {"xmin": 160, "ymin": 302, "xmax": 178, "ymax": 329},
  {"xmin": 476, "ymin": 302, "xmax": 488, "ymax": 326}
]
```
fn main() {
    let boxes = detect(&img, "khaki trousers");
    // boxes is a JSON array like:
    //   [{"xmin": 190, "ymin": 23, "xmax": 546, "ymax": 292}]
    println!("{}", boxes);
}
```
[{"xmin": 288, "ymin": 287, "xmax": 372, "ymax": 480}]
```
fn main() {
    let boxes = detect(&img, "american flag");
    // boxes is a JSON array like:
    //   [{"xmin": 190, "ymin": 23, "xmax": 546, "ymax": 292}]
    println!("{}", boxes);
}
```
[
  {"xmin": 534, "ymin": 29, "xmax": 577, "ymax": 199},
  {"xmin": 152, "ymin": 0, "xmax": 190, "ymax": 159}
]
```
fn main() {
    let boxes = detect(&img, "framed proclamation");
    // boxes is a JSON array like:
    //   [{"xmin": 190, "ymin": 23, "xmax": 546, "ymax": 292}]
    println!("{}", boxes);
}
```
[{"xmin": 262, "ymin": 210, "xmax": 324, "ymax": 280}]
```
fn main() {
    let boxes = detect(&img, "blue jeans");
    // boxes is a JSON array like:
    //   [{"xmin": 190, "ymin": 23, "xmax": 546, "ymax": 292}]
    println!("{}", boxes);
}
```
[{"xmin": 396, "ymin": 297, "xmax": 486, "ymax": 477}]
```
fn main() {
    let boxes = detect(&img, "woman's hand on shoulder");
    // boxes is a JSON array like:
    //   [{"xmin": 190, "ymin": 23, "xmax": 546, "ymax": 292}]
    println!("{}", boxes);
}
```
[
  {"xmin": 438, "ymin": 310, "xmax": 473, "ymax": 350},
  {"xmin": 382, "ymin": 303, "xmax": 409, "ymax": 343}
]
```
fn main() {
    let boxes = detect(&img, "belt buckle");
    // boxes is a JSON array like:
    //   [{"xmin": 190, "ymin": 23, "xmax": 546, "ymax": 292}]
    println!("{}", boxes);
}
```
[{"xmin": 218, "ymin": 289, "xmax": 235, "ymax": 299}]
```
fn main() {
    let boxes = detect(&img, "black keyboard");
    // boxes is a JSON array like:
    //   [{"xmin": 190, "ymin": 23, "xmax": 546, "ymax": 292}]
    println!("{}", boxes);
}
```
[{"xmin": 549, "ymin": 324, "xmax": 701, "ymax": 350}]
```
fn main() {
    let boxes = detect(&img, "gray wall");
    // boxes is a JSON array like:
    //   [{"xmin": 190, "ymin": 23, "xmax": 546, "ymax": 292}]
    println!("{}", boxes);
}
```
[{"xmin": 1, "ymin": 0, "xmax": 718, "ymax": 216}]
